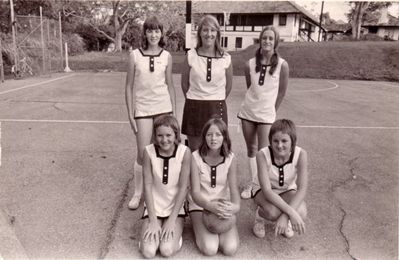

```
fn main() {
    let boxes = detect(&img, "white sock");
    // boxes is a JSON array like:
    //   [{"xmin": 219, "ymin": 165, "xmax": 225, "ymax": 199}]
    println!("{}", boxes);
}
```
[
  {"xmin": 133, "ymin": 161, "xmax": 143, "ymax": 197},
  {"xmin": 249, "ymin": 157, "xmax": 258, "ymax": 184}
]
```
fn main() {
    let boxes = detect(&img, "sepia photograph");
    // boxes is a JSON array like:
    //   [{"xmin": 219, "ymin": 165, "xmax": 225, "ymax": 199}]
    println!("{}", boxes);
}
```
[{"xmin": 0, "ymin": 0, "xmax": 398, "ymax": 259}]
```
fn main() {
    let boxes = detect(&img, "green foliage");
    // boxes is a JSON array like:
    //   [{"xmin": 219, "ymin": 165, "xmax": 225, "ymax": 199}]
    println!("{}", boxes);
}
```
[{"xmin": 63, "ymin": 33, "xmax": 85, "ymax": 55}]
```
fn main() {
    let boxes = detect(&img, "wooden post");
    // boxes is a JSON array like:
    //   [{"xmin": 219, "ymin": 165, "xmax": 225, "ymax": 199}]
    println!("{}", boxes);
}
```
[
  {"xmin": 59, "ymin": 12, "xmax": 63, "ymax": 71},
  {"xmin": 0, "ymin": 39, "xmax": 4, "ymax": 83},
  {"xmin": 64, "ymin": 42, "xmax": 71, "ymax": 72},
  {"xmin": 10, "ymin": 0, "xmax": 19, "ymax": 71},
  {"xmin": 40, "ymin": 6, "xmax": 45, "ymax": 74}
]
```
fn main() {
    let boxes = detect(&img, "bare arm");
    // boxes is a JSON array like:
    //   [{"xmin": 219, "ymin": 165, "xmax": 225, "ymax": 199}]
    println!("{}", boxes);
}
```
[
  {"xmin": 225, "ymin": 62, "xmax": 233, "ymax": 98},
  {"xmin": 244, "ymin": 61, "xmax": 251, "ymax": 89},
  {"xmin": 227, "ymin": 157, "xmax": 240, "ymax": 214},
  {"xmin": 161, "ymin": 148, "xmax": 191, "ymax": 241},
  {"xmin": 286, "ymin": 149, "xmax": 308, "ymax": 210},
  {"xmin": 125, "ymin": 51, "xmax": 137, "ymax": 133},
  {"xmin": 275, "ymin": 60, "xmax": 289, "ymax": 111},
  {"xmin": 143, "ymin": 150, "xmax": 157, "ymax": 223},
  {"xmin": 180, "ymin": 56, "xmax": 190, "ymax": 98},
  {"xmin": 168, "ymin": 148, "xmax": 191, "ymax": 220},
  {"xmin": 165, "ymin": 53, "xmax": 177, "ymax": 115}
]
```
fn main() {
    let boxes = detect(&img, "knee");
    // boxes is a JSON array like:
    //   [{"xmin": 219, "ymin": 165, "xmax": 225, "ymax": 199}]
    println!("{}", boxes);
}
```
[
  {"xmin": 221, "ymin": 240, "xmax": 238, "ymax": 256},
  {"xmin": 247, "ymin": 146, "xmax": 257, "ymax": 157},
  {"xmin": 159, "ymin": 244, "xmax": 174, "ymax": 258},
  {"xmin": 140, "ymin": 245, "xmax": 156, "ymax": 259},
  {"xmin": 197, "ymin": 241, "xmax": 218, "ymax": 256},
  {"xmin": 260, "ymin": 206, "xmax": 280, "ymax": 221}
]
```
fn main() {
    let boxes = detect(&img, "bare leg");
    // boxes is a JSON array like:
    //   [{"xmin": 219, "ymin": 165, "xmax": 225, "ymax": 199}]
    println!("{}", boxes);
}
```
[
  {"xmin": 159, "ymin": 218, "xmax": 184, "ymax": 257},
  {"xmin": 240, "ymin": 119, "xmax": 258, "ymax": 199},
  {"xmin": 187, "ymin": 135, "xmax": 202, "ymax": 151},
  {"xmin": 190, "ymin": 212, "xmax": 219, "ymax": 256},
  {"xmin": 140, "ymin": 218, "xmax": 162, "ymax": 258}
]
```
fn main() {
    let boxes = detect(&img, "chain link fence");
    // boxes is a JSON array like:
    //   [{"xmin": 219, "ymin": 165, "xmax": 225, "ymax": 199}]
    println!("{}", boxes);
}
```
[{"xmin": 14, "ymin": 14, "xmax": 63, "ymax": 77}]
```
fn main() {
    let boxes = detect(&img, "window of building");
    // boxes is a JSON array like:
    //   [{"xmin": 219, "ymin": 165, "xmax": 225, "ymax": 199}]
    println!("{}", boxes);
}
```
[
  {"xmin": 221, "ymin": 37, "xmax": 228, "ymax": 48},
  {"xmin": 279, "ymin": 14, "xmax": 287, "ymax": 26},
  {"xmin": 235, "ymin": 37, "xmax": 242, "ymax": 48}
]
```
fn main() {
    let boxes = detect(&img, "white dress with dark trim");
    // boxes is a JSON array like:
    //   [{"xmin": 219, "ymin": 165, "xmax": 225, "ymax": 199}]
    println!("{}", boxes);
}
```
[
  {"xmin": 253, "ymin": 146, "xmax": 301, "ymax": 196},
  {"xmin": 237, "ymin": 57, "xmax": 285, "ymax": 124},
  {"xmin": 186, "ymin": 48, "xmax": 231, "ymax": 101},
  {"xmin": 131, "ymin": 48, "xmax": 172, "ymax": 117},
  {"xmin": 142, "ymin": 143, "xmax": 188, "ymax": 218},
  {"xmin": 187, "ymin": 150, "xmax": 234, "ymax": 212}
]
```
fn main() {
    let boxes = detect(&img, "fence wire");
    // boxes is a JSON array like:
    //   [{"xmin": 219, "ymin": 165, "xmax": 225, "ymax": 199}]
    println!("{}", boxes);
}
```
[{"xmin": 15, "ymin": 14, "xmax": 63, "ymax": 77}]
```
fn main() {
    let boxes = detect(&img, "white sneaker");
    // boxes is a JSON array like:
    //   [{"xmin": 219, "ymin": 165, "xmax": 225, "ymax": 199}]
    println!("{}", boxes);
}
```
[
  {"xmin": 240, "ymin": 184, "xmax": 252, "ymax": 199},
  {"xmin": 252, "ymin": 207, "xmax": 265, "ymax": 238},
  {"xmin": 128, "ymin": 195, "xmax": 141, "ymax": 210},
  {"xmin": 283, "ymin": 221, "xmax": 294, "ymax": 238}
]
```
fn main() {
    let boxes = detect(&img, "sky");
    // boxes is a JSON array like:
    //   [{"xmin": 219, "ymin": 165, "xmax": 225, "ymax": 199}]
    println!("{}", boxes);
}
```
[{"xmin": 295, "ymin": 1, "xmax": 399, "ymax": 23}]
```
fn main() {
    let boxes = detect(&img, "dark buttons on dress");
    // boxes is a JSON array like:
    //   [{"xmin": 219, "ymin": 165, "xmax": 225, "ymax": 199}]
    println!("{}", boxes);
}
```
[
  {"xmin": 211, "ymin": 166, "xmax": 217, "ymax": 188},
  {"xmin": 206, "ymin": 58, "xmax": 212, "ymax": 82},
  {"xmin": 149, "ymin": 57, "xmax": 154, "ymax": 72},
  {"xmin": 258, "ymin": 65, "xmax": 267, "ymax": 86},
  {"xmin": 278, "ymin": 167, "xmax": 284, "ymax": 187},
  {"xmin": 162, "ymin": 159, "xmax": 169, "ymax": 184}
]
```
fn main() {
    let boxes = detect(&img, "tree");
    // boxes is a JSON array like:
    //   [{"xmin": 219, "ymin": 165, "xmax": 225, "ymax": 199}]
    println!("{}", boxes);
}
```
[
  {"xmin": 347, "ymin": 1, "xmax": 392, "ymax": 40},
  {"xmin": 61, "ymin": 0, "xmax": 185, "ymax": 52}
]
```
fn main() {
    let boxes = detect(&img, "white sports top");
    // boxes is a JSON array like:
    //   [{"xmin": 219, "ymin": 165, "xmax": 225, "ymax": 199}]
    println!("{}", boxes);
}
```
[
  {"xmin": 187, "ymin": 150, "xmax": 234, "ymax": 211},
  {"xmin": 131, "ymin": 48, "xmax": 172, "ymax": 117},
  {"xmin": 186, "ymin": 49, "xmax": 231, "ymax": 100},
  {"xmin": 237, "ymin": 57, "xmax": 285, "ymax": 123},
  {"xmin": 255, "ymin": 146, "xmax": 301, "ymax": 194},
  {"xmin": 143, "ymin": 143, "xmax": 188, "ymax": 218}
]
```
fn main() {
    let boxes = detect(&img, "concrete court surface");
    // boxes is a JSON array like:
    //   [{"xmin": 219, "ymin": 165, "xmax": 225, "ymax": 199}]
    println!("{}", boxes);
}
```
[{"xmin": 0, "ymin": 72, "xmax": 397, "ymax": 259}]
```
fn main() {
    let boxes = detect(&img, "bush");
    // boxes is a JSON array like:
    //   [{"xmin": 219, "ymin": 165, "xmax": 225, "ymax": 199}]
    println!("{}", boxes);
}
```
[{"xmin": 63, "ymin": 33, "xmax": 86, "ymax": 56}]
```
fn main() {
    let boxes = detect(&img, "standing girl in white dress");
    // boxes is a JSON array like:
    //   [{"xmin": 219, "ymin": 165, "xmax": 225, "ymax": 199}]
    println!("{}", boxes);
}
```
[
  {"xmin": 125, "ymin": 16, "xmax": 176, "ymax": 210},
  {"xmin": 139, "ymin": 115, "xmax": 191, "ymax": 258},
  {"xmin": 252, "ymin": 119, "xmax": 307, "ymax": 239},
  {"xmin": 237, "ymin": 26, "xmax": 289, "ymax": 200},
  {"xmin": 188, "ymin": 118, "xmax": 240, "ymax": 256}
]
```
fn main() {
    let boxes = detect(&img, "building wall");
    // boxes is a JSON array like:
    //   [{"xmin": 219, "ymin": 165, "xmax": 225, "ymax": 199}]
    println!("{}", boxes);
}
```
[
  {"xmin": 189, "ymin": 13, "xmax": 323, "ymax": 51},
  {"xmin": 377, "ymin": 28, "xmax": 399, "ymax": 40}
]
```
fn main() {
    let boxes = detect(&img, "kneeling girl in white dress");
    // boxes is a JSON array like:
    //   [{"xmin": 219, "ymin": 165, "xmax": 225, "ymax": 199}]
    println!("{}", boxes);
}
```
[
  {"xmin": 188, "ymin": 118, "xmax": 240, "ymax": 256},
  {"xmin": 139, "ymin": 115, "xmax": 191, "ymax": 258}
]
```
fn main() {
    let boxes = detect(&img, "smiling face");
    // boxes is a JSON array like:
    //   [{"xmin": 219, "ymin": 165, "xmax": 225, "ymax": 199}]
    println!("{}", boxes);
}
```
[
  {"xmin": 205, "ymin": 124, "xmax": 224, "ymax": 151},
  {"xmin": 145, "ymin": 28, "xmax": 162, "ymax": 47},
  {"xmin": 260, "ymin": 29, "xmax": 275, "ymax": 53},
  {"xmin": 155, "ymin": 125, "xmax": 176, "ymax": 153},
  {"xmin": 200, "ymin": 24, "xmax": 218, "ymax": 48},
  {"xmin": 271, "ymin": 131, "xmax": 292, "ymax": 158}
]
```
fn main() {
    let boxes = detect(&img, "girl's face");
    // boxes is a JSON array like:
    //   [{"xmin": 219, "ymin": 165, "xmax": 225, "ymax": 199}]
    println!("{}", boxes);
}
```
[
  {"xmin": 145, "ymin": 28, "xmax": 162, "ymax": 47},
  {"xmin": 200, "ymin": 24, "xmax": 217, "ymax": 48},
  {"xmin": 260, "ymin": 30, "xmax": 275, "ymax": 53},
  {"xmin": 155, "ymin": 125, "xmax": 176, "ymax": 152},
  {"xmin": 271, "ymin": 131, "xmax": 292, "ymax": 158},
  {"xmin": 205, "ymin": 124, "xmax": 223, "ymax": 151}
]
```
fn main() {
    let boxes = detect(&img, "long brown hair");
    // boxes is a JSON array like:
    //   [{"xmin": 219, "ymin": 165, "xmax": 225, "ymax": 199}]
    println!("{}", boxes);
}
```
[
  {"xmin": 255, "ymin": 26, "xmax": 280, "ymax": 75},
  {"xmin": 199, "ymin": 118, "xmax": 231, "ymax": 157},
  {"xmin": 196, "ymin": 15, "xmax": 224, "ymax": 56}
]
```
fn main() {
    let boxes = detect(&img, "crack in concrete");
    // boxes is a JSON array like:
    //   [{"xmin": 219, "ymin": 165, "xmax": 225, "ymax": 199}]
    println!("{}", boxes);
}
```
[
  {"xmin": 98, "ymin": 173, "xmax": 134, "ymax": 259},
  {"xmin": 329, "ymin": 157, "xmax": 358, "ymax": 260},
  {"xmin": 52, "ymin": 102, "xmax": 66, "ymax": 112}
]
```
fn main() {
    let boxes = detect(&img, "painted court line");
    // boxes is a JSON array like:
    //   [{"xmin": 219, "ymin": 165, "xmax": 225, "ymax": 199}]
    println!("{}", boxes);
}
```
[
  {"xmin": 0, "ymin": 74, "xmax": 75, "ymax": 96},
  {"xmin": 0, "ymin": 119, "xmax": 398, "ymax": 130},
  {"xmin": 291, "ymin": 80, "xmax": 339, "ymax": 92}
]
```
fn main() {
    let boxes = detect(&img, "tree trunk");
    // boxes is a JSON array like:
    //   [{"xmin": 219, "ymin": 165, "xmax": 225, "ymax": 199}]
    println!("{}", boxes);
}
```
[
  {"xmin": 351, "ymin": 2, "xmax": 369, "ymax": 40},
  {"xmin": 114, "ymin": 31, "xmax": 123, "ymax": 52}
]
